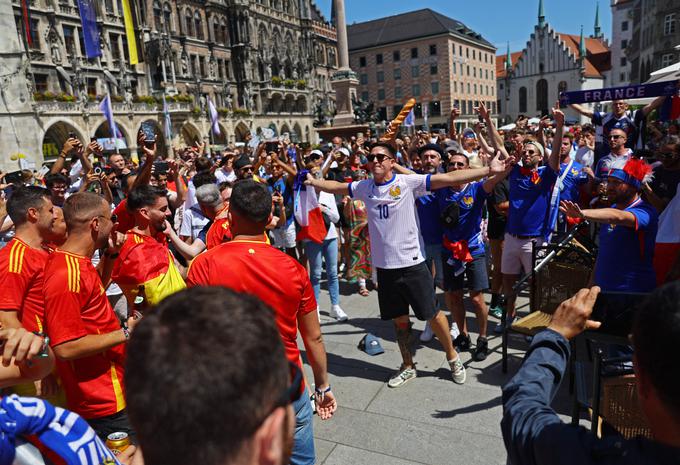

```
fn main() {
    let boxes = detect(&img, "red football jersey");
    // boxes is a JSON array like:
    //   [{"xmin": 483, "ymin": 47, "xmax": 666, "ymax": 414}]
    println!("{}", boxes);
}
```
[
  {"xmin": 186, "ymin": 239, "xmax": 316, "ymax": 372},
  {"xmin": 205, "ymin": 217, "xmax": 232, "ymax": 249},
  {"xmin": 0, "ymin": 238, "xmax": 50, "ymax": 332},
  {"xmin": 43, "ymin": 250, "xmax": 127, "ymax": 419},
  {"xmin": 112, "ymin": 199, "xmax": 135, "ymax": 233}
]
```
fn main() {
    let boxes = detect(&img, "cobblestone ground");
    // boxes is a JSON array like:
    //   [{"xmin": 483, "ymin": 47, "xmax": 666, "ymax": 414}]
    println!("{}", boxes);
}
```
[{"xmin": 300, "ymin": 281, "xmax": 575, "ymax": 465}]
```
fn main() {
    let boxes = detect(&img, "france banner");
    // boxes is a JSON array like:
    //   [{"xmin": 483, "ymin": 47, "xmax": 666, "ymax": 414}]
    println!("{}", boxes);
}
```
[
  {"xmin": 559, "ymin": 81, "xmax": 678, "ymax": 106},
  {"xmin": 77, "ymin": 0, "xmax": 101, "ymax": 59}
]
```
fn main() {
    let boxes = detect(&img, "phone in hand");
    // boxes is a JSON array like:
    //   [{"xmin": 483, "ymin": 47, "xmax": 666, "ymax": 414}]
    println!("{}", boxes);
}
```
[
  {"xmin": 265, "ymin": 141, "xmax": 278, "ymax": 153},
  {"xmin": 590, "ymin": 291, "xmax": 649, "ymax": 338},
  {"xmin": 141, "ymin": 122, "xmax": 156, "ymax": 147}
]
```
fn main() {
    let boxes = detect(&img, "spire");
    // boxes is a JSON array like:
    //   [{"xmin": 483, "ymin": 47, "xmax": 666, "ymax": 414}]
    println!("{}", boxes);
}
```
[
  {"xmin": 538, "ymin": 0, "xmax": 545, "ymax": 28},
  {"xmin": 505, "ymin": 42, "xmax": 512, "ymax": 71},
  {"xmin": 594, "ymin": 2, "xmax": 602, "ymax": 38},
  {"xmin": 579, "ymin": 25, "xmax": 586, "ymax": 60}
]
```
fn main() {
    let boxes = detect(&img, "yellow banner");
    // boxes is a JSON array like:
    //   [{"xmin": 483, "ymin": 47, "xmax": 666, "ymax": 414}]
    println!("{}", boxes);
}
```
[{"xmin": 121, "ymin": 0, "xmax": 138, "ymax": 65}]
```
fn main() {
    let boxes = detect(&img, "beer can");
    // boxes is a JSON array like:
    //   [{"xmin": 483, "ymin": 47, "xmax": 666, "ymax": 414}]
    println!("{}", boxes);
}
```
[{"xmin": 105, "ymin": 432, "xmax": 130, "ymax": 455}]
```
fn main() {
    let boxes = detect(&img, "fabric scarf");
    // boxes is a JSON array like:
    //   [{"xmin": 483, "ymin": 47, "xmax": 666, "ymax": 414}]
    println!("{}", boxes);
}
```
[
  {"xmin": 0, "ymin": 395, "xmax": 120, "ymax": 465},
  {"xmin": 442, "ymin": 237, "xmax": 473, "ymax": 277},
  {"xmin": 519, "ymin": 167, "xmax": 540, "ymax": 184}
]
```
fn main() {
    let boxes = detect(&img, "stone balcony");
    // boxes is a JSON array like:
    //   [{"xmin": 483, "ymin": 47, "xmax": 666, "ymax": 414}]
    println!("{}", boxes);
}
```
[{"xmin": 31, "ymin": 100, "xmax": 190, "ymax": 116}]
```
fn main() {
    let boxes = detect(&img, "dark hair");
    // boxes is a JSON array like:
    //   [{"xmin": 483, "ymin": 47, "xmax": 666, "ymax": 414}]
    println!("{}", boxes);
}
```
[
  {"xmin": 126, "ymin": 287, "xmax": 288, "ymax": 465},
  {"xmin": 192, "ymin": 171, "xmax": 217, "ymax": 190},
  {"xmin": 417, "ymin": 143, "xmax": 444, "ymax": 159},
  {"xmin": 127, "ymin": 185, "xmax": 167, "ymax": 211},
  {"xmin": 581, "ymin": 125, "xmax": 596, "ymax": 136},
  {"xmin": 62, "ymin": 192, "xmax": 106, "ymax": 228},
  {"xmin": 632, "ymin": 281, "xmax": 680, "ymax": 418},
  {"xmin": 230, "ymin": 180, "xmax": 272, "ymax": 223},
  {"xmin": 503, "ymin": 141, "xmax": 516, "ymax": 155},
  {"xmin": 7, "ymin": 186, "xmax": 51, "ymax": 226},
  {"xmin": 195, "ymin": 156, "xmax": 213, "ymax": 173},
  {"xmin": 369, "ymin": 141, "xmax": 397, "ymax": 157},
  {"xmin": 218, "ymin": 181, "xmax": 234, "ymax": 192},
  {"xmin": 44, "ymin": 173, "xmax": 70, "ymax": 189}
]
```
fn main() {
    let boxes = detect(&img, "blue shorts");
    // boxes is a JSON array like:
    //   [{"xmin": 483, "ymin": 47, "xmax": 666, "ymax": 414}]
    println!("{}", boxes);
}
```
[{"xmin": 442, "ymin": 254, "xmax": 489, "ymax": 292}]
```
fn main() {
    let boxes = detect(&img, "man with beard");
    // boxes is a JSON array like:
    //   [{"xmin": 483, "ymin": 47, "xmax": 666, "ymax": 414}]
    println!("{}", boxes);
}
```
[
  {"xmin": 126, "ymin": 287, "xmax": 298, "ymax": 465},
  {"xmin": 561, "ymin": 157, "xmax": 658, "ymax": 293},
  {"xmin": 411, "ymin": 144, "xmax": 447, "ymax": 342},
  {"xmin": 43, "ymin": 192, "xmax": 135, "ymax": 439},
  {"xmin": 593, "ymin": 128, "xmax": 633, "ymax": 182},
  {"xmin": 112, "ymin": 185, "xmax": 186, "ymax": 310},
  {"xmin": 485, "ymin": 105, "xmax": 562, "ymax": 333},
  {"xmin": 306, "ymin": 142, "xmax": 513, "ymax": 388}
]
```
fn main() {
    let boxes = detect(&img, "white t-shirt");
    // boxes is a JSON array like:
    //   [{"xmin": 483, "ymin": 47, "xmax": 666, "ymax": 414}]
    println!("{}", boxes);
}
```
[
  {"xmin": 349, "ymin": 173, "xmax": 430, "ymax": 269},
  {"xmin": 215, "ymin": 168, "xmax": 237, "ymax": 184},
  {"xmin": 179, "ymin": 204, "xmax": 210, "ymax": 240}
]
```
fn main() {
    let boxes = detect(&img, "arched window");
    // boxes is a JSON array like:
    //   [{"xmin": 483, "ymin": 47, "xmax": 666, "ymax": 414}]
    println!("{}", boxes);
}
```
[
  {"xmin": 163, "ymin": 3, "xmax": 172, "ymax": 32},
  {"xmin": 221, "ymin": 20, "xmax": 228, "ymax": 45},
  {"xmin": 519, "ymin": 86, "xmax": 527, "ymax": 113},
  {"xmin": 184, "ymin": 9, "xmax": 193, "ymax": 37},
  {"xmin": 194, "ymin": 11, "xmax": 204, "ymax": 40},
  {"xmin": 153, "ymin": 1, "xmax": 162, "ymax": 31},
  {"xmin": 536, "ymin": 79, "xmax": 548, "ymax": 114},
  {"xmin": 212, "ymin": 17, "xmax": 220, "ymax": 43},
  {"xmin": 558, "ymin": 81, "xmax": 567, "ymax": 95}
]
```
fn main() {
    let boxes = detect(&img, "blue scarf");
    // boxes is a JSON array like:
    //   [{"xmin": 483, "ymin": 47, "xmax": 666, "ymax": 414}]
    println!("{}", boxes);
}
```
[{"xmin": 0, "ymin": 395, "xmax": 121, "ymax": 465}]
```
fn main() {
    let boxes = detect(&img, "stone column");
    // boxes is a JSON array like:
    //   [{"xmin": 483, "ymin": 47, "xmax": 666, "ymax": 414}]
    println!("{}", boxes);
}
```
[
  {"xmin": 333, "ymin": 0, "xmax": 349, "ymax": 70},
  {"xmin": 330, "ymin": 0, "xmax": 357, "ymax": 127}
]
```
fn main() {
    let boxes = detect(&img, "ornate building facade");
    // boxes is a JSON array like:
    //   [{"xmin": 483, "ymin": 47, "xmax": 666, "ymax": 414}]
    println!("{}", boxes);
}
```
[{"xmin": 1, "ymin": 0, "xmax": 337, "ymax": 170}]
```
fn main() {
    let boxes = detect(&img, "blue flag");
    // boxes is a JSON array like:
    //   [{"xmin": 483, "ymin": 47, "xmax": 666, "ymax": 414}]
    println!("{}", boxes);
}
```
[
  {"xmin": 559, "ymin": 81, "xmax": 677, "ymax": 106},
  {"xmin": 99, "ymin": 94, "xmax": 119, "ymax": 140},
  {"xmin": 77, "ymin": 0, "xmax": 101, "ymax": 59}
]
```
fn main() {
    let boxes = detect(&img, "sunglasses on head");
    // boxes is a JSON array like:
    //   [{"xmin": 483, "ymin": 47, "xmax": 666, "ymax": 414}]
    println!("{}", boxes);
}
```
[{"xmin": 366, "ymin": 154, "xmax": 393, "ymax": 163}]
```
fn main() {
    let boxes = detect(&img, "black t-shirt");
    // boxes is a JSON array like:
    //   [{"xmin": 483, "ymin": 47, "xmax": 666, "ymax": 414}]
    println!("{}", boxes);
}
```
[
  {"xmin": 649, "ymin": 166, "xmax": 680, "ymax": 202},
  {"xmin": 487, "ymin": 179, "xmax": 509, "ymax": 240}
]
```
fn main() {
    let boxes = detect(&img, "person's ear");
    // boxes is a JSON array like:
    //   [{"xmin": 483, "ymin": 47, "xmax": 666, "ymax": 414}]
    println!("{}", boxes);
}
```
[
  {"xmin": 26, "ymin": 207, "xmax": 40, "ymax": 224},
  {"xmin": 139, "ymin": 207, "xmax": 152, "ymax": 221},
  {"xmin": 254, "ymin": 407, "xmax": 286, "ymax": 465},
  {"xmin": 91, "ymin": 216, "xmax": 101, "ymax": 233}
]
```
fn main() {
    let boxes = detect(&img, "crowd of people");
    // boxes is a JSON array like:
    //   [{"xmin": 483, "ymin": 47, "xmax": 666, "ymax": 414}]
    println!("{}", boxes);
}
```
[{"xmin": 0, "ymin": 92, "xmax": 679, "ymax": 465}]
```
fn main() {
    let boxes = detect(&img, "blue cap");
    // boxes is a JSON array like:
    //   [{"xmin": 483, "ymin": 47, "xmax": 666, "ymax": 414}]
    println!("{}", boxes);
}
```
[{"xmin": 358, "ymin": 333, "xmax": 384, "ymax": 356}]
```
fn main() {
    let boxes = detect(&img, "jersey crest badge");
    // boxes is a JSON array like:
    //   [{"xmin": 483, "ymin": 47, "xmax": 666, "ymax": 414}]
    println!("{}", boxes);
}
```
[
  {"xmin": 461, "ymin": 195, "xmax": 474, "ymax": 207},
  {"xmin": 389, "ymin": 185, "xmax": 401, "ymax": 199}
]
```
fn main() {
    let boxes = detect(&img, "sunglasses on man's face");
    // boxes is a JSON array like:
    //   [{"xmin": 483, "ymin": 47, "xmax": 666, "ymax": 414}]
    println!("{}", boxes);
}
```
[
  {"xmin": 659, "ymin": 152, "xmax": 676, "ymax": 159},
  {"xmin": 366, "ymin": 154, "xmax": 393, "ymax": 163},
  {"xmin": 523, "ymin": 150, "xmax": 536, "ymax": 155},
  {"xmin": 609, "ymin": 135, "xmax": 625, "ymax": 140}
]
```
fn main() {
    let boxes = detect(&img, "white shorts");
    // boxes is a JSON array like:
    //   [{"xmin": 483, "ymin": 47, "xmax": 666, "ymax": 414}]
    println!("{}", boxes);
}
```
[
  {"xmin": 501, "ymin": 232, "xmax": 545, "ymax": 275},
  {"xmin": 272, "ymin": 221, "xmax": 296, "ymax": 249}
]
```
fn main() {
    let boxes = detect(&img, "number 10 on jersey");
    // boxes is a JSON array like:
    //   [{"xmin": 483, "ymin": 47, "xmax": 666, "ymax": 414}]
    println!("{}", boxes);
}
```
[{"xmin": 376, "ymin": 204, "xmax": 389, "ymax": 219}]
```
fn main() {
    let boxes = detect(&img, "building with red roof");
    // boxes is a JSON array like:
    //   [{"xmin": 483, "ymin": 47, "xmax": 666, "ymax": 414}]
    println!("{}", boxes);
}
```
[{"xmin": 496, "ymin": 0, "xmax": 611, "ymax": 124}]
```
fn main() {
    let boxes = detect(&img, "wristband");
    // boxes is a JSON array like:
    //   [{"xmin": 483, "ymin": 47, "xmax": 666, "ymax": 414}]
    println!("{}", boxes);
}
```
[
  {"xmin": 32, "ymin": 332, "xmax": 49, "ymax": 357},
  {"xmin": 121, "ymin": 324, "xmax": 130, "ymax": 340},
  {"xmin": 314, "ymin": 385, "xmax": 331, "ymax": 399}
]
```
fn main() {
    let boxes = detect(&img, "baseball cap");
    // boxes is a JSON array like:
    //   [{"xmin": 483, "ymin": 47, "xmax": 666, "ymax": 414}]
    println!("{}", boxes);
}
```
[
  {"xmin": 233, "ymin": 156, "xmax": 253, "ymax": 171},
  {"xmin": 445, "ymin": 141, "xmax": 466, "ymax": 156},
  {"xmin": 417, "ymin": 143, "xmax": 445, "ymax": 158},
  {"xmin": 358, "ymin": 333, "xmax": 384, "ymax": 356}
]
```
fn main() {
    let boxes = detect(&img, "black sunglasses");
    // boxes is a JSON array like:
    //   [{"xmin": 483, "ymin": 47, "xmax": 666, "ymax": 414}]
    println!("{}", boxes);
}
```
[
  {"xmin": 659, "ymin": 152, "xmax": 676, "ymax": 159},
  {"xmin": 366, "ymin": 154, "xmax": 393, "ymax": 163},
  {"xmin": 608, "ymin": 134, "xmax": 625, "ymax": 139}
]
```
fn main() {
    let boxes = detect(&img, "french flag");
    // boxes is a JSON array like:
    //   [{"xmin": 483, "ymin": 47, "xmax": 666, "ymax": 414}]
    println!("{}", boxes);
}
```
[
  {"xmin": 654, "ymin": 190, "xmax": 680, "ymax": 285},
  {"xmin": 294, "ymin": 171, "xmax": 327, "ymax": 244}
]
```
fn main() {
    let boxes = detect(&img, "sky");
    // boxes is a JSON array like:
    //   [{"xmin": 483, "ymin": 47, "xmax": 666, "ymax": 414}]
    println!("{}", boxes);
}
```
[{"xmin": 318, "ymin": 0, "xmax": 613, "ymax": 55}]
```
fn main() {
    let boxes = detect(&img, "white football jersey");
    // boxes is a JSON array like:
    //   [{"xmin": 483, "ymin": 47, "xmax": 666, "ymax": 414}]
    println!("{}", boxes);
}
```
[{"xmin": 349, "ymin": 174, "xmax": 430, "ymax": 269}]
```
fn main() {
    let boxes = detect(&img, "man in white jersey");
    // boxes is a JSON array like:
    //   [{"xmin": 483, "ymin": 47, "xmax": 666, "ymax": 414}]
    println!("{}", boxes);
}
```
[{"xmin": 306, "ymin": 142, "xmax": 512, "ymax": 388}]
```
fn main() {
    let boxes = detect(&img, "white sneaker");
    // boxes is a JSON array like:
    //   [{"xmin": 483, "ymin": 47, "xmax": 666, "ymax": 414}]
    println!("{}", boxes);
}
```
[
  {"xmin": 450, "ymin": 322, "xmax": 460, "ymax": 340},
  {"xmin": 420, "ymin": 321, "xmax": 434, "ymax": 342},
  {"xmin": 387, "ymin": 365, "xmax": 417, "ymax": 388},
  {"xmin": 330, "ymin": 305, "xmax": 349, "ymax": 322},
  {"xmin": 449, "ymin": 357, "xmax": 466, "ymax": 384},
  {"xmin": 317, "ymin": 306, "xmax": 321, "ymax": 322}
]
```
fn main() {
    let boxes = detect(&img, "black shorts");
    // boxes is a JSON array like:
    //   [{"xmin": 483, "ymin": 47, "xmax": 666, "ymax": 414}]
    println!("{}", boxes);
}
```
[
  {"xmin": 376, "ymin": 262, "xmax": 438, "ymax": 321},
  {"xmin": 442, "ymin": 254, "xmax": 490, "ymax": 292},
  {"xmin": 87, "ymin": 409, "xmax": 136, "ymax": 443}
]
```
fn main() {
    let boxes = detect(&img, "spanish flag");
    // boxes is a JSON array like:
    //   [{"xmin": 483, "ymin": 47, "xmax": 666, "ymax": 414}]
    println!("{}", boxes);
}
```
[
  {"xmin": 121, "ymin": 0, "xmax": 138, "ymax": 65},
  {"xmin": 111, "ymin": 232, "xmax": 186, "ymax": 307}
]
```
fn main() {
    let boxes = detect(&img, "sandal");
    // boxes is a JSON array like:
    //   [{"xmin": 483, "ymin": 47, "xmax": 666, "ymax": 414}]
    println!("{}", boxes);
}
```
[{"xmin": 359, "ymin": 286, "xmax": 370, "ymax": 297}]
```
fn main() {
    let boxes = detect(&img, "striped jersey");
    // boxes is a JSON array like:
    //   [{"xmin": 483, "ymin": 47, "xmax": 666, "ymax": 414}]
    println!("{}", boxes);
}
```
[
  {"xmin": 349, "ymin": 174, "xmax": 431, "ymax": 269},
  {"xmin": 43, "ymin": 250, "xmax": 127, "ymax": 419},
  {"xmin": 0, "ymin": 238, "xmax": 49, "ymax": 332}
]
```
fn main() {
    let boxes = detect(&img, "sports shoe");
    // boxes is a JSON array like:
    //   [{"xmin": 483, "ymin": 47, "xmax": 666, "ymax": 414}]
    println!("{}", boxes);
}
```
[
  {"xmin": 493, "ymin": 315, "xmax": 516, "ymax": 334},
  {"xmin": 474, "ymin": 336, "xmax": 489, "ymax": 361},
  {"xmin": 317, "ymin": 306, "xmax": 321, "ymax": 322},
  {"xmin": 387, "ymin": 365, "xmax": 417, "ymax": 388},
  {"xmin": 450, "ymin": 322, "xmax": 460, "ymax": 340},
  {"xmin": 420, "ymin": 322, "xmax": 434, "ymax": 342},
  {"xmin": 330, "ymin": 305, "xmax": 349, "ymax": 322},
  {"xmin": 453, "ymin": 333, "xmax": 471, "ymax": 352},
  {"xmin": 449, "ymin": 357, "xmax": 466, "ymax": 384},
  {"xmin": 489, "ymin": 306, "xmax": 503, "ymax": 319}
]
